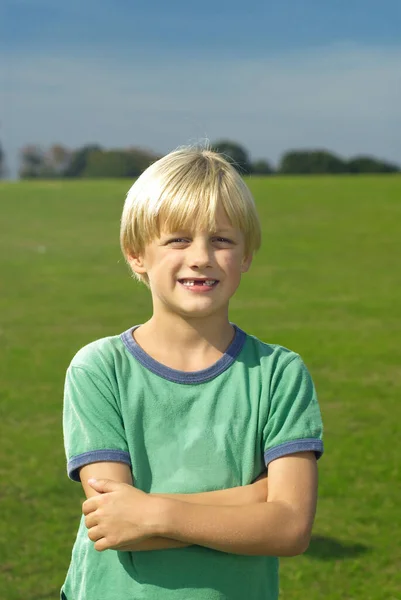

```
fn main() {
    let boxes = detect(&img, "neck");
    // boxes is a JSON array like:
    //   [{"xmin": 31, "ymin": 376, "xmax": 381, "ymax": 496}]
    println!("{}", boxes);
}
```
[
  {"xmin": 143, "ymin": 311, "xmax": 234, "ymax": 353},
  {"xmin": 138, "ymin": 310, "xmax": 234, "ymax": 354}
]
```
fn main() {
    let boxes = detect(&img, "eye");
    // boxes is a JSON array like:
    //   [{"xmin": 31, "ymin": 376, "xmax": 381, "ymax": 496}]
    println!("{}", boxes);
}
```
[
  {"xmin": 212, "ymin": 237, "xmax": 234, "ymax": 244},
  {"xmin": 166, "ymin": 237, "xmax": 190, "ymax": 246}
]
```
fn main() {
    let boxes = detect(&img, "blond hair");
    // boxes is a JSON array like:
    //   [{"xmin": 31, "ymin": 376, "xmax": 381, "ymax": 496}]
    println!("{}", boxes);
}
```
[{"xmin": 120, "ymin": 147, "xmax": 261, "ymax": 285}]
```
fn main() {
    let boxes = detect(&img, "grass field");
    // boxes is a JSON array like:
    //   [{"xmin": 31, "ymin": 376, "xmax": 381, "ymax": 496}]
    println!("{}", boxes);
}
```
[{"xmin": 0, "ymin": 176, "xmax": 400, "ymax": 600}]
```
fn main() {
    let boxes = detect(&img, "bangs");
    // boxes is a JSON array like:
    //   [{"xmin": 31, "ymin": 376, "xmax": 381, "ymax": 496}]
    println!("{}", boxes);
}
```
[{"xmin": 155, "ymin": 172, "xmax": 247, "ymax": 238}]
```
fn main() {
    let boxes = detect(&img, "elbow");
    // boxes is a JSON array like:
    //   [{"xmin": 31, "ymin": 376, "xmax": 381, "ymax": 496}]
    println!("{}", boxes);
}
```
[
  {"xmin": 286, "ymin": 530, "xmax": 311, "ymax": 556},
  {"xmin": 282, "ymin": 528, "xmax": 312, "ymax": 557},
  {"xmin": 281, "ymin": 506, "xmax": 314, "ymax": 557},
  {"xmin": 291, "ymin": 532, "xmax": 311, "ymax": 556},
  {"xmin": 258, "ymin": 527, "xmax": 312, "ymax": 557}
]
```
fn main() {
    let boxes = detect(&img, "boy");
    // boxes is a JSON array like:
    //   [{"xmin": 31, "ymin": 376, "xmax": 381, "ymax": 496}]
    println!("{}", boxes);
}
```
[{"xmin": 61, "ymin": 148, "xmax": 323, "ymax": 600}]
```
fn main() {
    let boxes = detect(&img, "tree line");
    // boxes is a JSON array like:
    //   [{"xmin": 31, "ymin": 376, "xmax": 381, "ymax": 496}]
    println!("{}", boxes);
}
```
[{"xmin": 0, "ymin": 140, "xmax": 399, "ymax": 179}]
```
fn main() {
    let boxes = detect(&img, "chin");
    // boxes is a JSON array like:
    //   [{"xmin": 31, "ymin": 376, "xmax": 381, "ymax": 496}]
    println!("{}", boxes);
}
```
[{"xmin": 178, "ymin": 303, "xmax": 227, "ymax": 319}]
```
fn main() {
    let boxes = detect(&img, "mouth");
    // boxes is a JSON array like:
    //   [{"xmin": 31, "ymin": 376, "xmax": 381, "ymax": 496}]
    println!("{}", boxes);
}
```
[{"xmin": 178, "ymin": 278, "xmax": 219, "ymax": 289}]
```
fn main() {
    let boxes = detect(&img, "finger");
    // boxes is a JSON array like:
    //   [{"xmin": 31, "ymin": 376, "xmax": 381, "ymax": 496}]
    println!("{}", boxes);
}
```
[
  {"xmin": 82, "ymin": 497, "xmax": 99, "ymax": 516},
  {"xmin": 84, "ymin": 512, "xmax": 99, "ymax": 529},
  {"xmin": 94, "ymin": 537, "xmax": 110, "ymax": 552},
  {"xmin": 87, "ymin": 478, "xmax": 120, "ymax": 494},
  {"xmin": 87, "ymin": 525, "xmax": 104, "ymax": 543}
]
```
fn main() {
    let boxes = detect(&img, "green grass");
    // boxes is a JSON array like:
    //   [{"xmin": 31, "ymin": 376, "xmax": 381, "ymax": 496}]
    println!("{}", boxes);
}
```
[{"xmin": 1, "ymin": 176, "xmax": 400, "ymax": 599}]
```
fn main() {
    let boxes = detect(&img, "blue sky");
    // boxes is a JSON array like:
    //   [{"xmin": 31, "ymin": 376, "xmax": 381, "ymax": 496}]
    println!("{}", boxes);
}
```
[{"xmin": 1, "ymin": 0, "xmax": 400, "ymax": 176}]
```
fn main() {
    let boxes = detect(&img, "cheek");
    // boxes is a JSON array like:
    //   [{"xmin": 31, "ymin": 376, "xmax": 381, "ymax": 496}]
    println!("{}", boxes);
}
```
[
  {"xmin": 221, "ymin": 252, "xmax": 243, "ymax": 271},
  {"xmin": 149, "ymin": 253, "xmax": 182, "ymax": 277},
  {"xmin": 162, "ymin": 254, "xmax": 182, "ymax": 271},
  {"xmin": 219, "ymin": 256, "xmax": 244, "ymax": 286}
]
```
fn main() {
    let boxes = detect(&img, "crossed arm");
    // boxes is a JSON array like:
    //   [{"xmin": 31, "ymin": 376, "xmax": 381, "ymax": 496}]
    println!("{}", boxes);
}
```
[
  {"xmin": 79, "ymin": 452, "xmax": 318, "ymax": 556},
  {"xmin": 80, "ymin": 461, "xmax": 269, "ymax": 551}
]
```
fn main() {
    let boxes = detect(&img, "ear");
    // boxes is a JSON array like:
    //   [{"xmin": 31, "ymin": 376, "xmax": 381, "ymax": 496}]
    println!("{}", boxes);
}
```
[
  {"xmin": 241, "ymin": 254, "xmax": 253, "ymax": 273},
  {"xmin": 126, "ymin": 252, "xmax": 147, "ymax": 276}
]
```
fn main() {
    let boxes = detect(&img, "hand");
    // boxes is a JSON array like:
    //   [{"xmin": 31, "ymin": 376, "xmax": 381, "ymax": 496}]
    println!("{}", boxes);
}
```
[{"xmin": 82, "ymin": 479, "xmax": 160, "ymax": 552}]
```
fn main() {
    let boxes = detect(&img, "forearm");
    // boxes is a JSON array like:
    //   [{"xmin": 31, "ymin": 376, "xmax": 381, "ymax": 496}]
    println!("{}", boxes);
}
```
[
  {"xmin": 127, "ymin": 479, "xmax": 267, "ymax": 551},
  {"xmin": 152, "ymin": 478, "xmax": 267, "ymax": 506},
  {"xmin": 156, "ymin": 500, "xmax": 309, "ymax": 557}
]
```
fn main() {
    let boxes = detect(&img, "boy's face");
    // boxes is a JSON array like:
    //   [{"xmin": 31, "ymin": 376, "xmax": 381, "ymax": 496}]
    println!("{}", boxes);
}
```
[{"xmin": 128, "ymin": 206, "xmax": 252, "ymax": 320}]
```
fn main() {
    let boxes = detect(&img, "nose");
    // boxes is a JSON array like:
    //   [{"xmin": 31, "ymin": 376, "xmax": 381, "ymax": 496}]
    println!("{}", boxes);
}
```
[{"xmin": 187, "ymin": 238, "xmax": 213, "ymax": 270}]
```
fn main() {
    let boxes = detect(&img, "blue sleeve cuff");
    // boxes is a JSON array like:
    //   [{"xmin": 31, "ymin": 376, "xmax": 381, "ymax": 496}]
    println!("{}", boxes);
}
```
[
  {"xmin": 264, "ymin": 438, "xmax": 324, "ymax": 466},
  {"xmin": 67, "ymin": 449, "xmax": 132, "ymax": 482}
]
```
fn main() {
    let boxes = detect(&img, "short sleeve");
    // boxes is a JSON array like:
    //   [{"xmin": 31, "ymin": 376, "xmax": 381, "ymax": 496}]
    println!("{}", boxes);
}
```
[
  {"xmin": 263, "ymin": 355, "xmax": 324, "ymax": 466},
  {"xmin": 63, "ymin": 365, "xmax": 131, "ymax": 482}
]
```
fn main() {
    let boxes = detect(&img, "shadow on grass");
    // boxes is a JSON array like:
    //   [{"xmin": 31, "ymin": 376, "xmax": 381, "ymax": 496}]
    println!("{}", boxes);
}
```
[{"xmin": 306, "ymin": 535, "xmax": 370, "ymax": 560}]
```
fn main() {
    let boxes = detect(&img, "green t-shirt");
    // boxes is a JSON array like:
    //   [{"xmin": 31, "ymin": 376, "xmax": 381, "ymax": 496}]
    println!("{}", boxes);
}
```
[{"xmin": 62, "ymin": 325, "xmax": 323, "ymax": 600}]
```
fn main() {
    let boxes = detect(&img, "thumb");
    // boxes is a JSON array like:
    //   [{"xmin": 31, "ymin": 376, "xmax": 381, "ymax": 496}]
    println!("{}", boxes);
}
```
[{"xmin": 87, "ymin": 478, "xmax": 119, "ymax": 493}]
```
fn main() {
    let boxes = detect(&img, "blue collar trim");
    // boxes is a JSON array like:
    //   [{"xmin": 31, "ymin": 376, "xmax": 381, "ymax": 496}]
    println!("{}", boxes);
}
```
[{"xmin": 120, "ymin": 324, "xmax": 246, "ymax": 384}]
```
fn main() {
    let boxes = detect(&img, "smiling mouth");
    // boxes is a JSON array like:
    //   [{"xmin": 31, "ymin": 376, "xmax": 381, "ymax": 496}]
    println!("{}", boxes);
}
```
[{"xmin": 178, "ymin": 278, "xmax": 219, "ymax": 287}]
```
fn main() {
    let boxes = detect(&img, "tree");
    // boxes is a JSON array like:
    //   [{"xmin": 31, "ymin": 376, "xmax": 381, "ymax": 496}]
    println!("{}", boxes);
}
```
[
  {"xmin": 126, "ymin": 147, "xmax": 159, "ymax": 174},
  {"xmin": 82, "ymin": 148, "xmax": 158, "ymax": 178},
  {"xmin": 347, "ymin": 155, "xmax": 399, "ymax": 174},
  {"xmin": 19, "ymin": 145, "xmax": 45, "ymax": 178},
  {"xmin": 279, "ymin": 150, "xmax": 348, "ymax": 175},
  {"xmin": 63, "ymin": 145, "xmax": 102, "ymax": 177},
  {"xmin": 251, "ymin": 159, "xmax": 274, "ymax": 175},
  {"xmin": 211, "ymin": 140, "xmax": 252, "ymax": 174},
  {"xmin": 19, "ymin": 144, "xmax": 72, "ymax": 178},
  {"xmin": 45, "ymin": 144, "xmax": 72, "ymax": 175}
]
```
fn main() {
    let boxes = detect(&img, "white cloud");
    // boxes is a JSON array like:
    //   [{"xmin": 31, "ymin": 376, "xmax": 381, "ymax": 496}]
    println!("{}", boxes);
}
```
[{"xmin": 1, "ymin": 43, "xmax": 400, "ymax": 177}]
